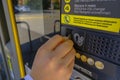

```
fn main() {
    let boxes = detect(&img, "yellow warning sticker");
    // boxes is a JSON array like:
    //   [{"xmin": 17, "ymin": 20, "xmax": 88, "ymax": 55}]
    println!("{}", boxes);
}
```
[
  {"xmin": 61, "ymin": 14, "xmax": 120, "ymax": 33},
  {"xmin": 64, "ymin": 0, "xmax": 71, "ymax": 3},
  {"xmin": 64, "ymin": 4, "xmax": 71, "ymax": 13}
]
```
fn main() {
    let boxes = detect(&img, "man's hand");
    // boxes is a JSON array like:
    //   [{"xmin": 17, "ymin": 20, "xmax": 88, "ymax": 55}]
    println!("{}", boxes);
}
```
[{"xmin": 30, "ymin": 35, "xmax": 76, "ymax": 80}]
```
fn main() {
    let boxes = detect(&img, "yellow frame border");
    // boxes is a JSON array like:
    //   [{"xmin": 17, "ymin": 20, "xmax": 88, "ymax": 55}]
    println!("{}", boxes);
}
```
[{"xmin": 7, "ymin": 0, "xmax": 25, "ymax": 78}]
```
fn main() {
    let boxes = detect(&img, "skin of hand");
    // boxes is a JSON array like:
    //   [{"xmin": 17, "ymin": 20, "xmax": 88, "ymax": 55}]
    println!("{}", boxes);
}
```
[{"xmin": 30, "ymin": 35, "xmax": 76, "ymax": 80}]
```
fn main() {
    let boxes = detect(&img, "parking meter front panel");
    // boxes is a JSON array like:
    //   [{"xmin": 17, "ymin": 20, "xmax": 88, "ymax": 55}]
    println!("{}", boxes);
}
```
[{"xmin": 60, "ymin": 0, "xmax": 120, "ymax": 80}]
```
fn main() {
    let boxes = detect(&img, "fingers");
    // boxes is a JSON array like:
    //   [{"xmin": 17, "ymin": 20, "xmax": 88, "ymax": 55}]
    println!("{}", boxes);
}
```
[
  {"xmin": 62, "ymin": 48, "xmax": 76, "ymax": 67},
  {"xmin": 65, "ymin": 58, "xmax": 74, "ymax": 79},
  {"xmin": 68, "ymin": 59, "xmax": 74, "ymax": 75},
  {"xmin": 68, "ymin": 56, "xmax": 75, "ymax": 68},
  {"xmin": 53, "ymin": 40, "xmax": 74, "ymax": 59},
  {"xmin": 41, "ymin": 35, "xmax": 64, "ymax": 51}
]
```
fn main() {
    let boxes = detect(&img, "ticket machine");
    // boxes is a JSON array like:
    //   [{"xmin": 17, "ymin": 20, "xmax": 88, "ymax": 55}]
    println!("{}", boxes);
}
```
[{"xmin": 61, "ymin": 0, "xmax": 120, "ymax": 80}]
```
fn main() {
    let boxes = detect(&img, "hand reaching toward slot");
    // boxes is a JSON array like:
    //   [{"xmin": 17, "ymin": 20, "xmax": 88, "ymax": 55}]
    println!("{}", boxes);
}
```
[{"xmin": 30, "ymin": 35, "xmax": 76, "ymax": 80}]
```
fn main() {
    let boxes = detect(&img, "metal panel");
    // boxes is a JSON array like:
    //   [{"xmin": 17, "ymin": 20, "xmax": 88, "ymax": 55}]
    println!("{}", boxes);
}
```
[
  {"xmin": 0, "ymin": 36, "xmax": 11, "ymax": 80},
  {"xmin": 1, "ymin": 0, "xmax": 25, "ymax": 79}
]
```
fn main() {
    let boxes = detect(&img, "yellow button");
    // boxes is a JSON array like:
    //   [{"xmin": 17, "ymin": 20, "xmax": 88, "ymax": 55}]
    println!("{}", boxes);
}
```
[
  {"xmin": 65, "ymin": 0, "xmax": 71, "ymax": 3},
  {"xmin": 87, "ymin": 58, "xmax": 94, "ymax": 66},
  {"xmin": 75, "ymin": 53, "xmax": 81, "ymax": 59},
  {"xmin": 95, "ymin": 61, "xmax": 104, "ymax": 70},
  {"xmin": 81, "ymin": 55, "xmax": 87, "ymax": 62}
]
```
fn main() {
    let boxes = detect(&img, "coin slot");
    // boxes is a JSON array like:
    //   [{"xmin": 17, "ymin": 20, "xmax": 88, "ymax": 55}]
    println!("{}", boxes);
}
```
[{"xmin": 73, "ymin": 33, "xmax": 85, "ymax": 47}]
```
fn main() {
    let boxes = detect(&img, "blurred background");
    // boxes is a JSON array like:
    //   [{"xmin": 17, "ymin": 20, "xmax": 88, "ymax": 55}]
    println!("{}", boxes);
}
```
[
  {"xmin": 0, "ymin": 0, "xmax": 60, "ymax": 79},
  {"xmin": 13, "ymin": 0, "xmax": 60, "ymax": 44}
]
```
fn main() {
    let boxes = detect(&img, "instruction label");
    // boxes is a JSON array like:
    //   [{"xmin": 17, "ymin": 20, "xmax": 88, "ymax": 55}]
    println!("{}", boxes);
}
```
[{"xmin": 61, "ymin": 0, "xmax": 120, "ymax": 33}]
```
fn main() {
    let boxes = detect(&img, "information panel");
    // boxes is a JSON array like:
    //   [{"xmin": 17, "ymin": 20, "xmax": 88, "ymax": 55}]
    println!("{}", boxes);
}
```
[{"xmin": 61, "ymin": 0, "xmax": 120, "ymax": 33}]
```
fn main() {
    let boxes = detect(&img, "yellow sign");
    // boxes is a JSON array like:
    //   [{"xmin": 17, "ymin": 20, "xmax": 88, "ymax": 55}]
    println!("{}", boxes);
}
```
[
  {"xmin": 64, "ymin": 4, "xmax": 71, "ymax": 13},
  {"xmin": 64, "ymin": 15, "xmax": 71, "ymax": 23},
  {"xmin": 61, "ymin": 14, "xmax": 120, "ymax": 33},
  {"xmin": 65, "ymin": 0, "xmax": 71, "ymax": 3}
]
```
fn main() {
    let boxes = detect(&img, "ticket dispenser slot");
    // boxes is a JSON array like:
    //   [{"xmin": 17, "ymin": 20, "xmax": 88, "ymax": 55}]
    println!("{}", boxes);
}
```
[{"xmin": 60, "ymin": 0, "xmax": 120, "ymax": 80}]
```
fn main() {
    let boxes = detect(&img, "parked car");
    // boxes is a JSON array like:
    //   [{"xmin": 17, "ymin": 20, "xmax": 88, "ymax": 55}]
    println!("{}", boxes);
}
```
[
  {"xmin": 19, "ymin": 6, "xmax": 31, "ymax": 12},
  {"xmin": 14, "ymin": 5, "xmax": 31, "ymax": 13},
  {"xmin": 14, "ymin": 6, "xmax": 20, "ymax": 13}
]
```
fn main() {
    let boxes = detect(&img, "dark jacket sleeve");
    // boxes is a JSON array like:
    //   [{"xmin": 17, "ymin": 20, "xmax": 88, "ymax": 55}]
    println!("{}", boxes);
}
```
[{"xmin": 20, "ymin": 78, "xmax": 25, "ymax": 80}]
